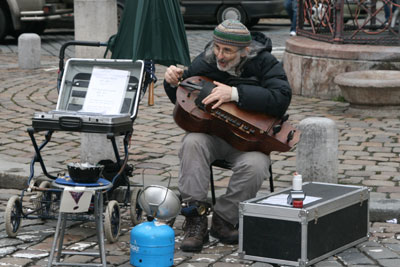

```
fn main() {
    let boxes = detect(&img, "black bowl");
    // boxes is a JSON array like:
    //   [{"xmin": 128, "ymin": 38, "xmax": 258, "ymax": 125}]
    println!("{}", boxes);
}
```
[{"xmin": 67, "ymin": 163, "xmax": 104, "ymax": 183}]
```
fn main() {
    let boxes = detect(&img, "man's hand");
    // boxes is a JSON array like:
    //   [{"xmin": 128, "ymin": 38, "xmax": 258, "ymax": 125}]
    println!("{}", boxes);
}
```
[
  {"xmin": 202, "ymin": 81, "xmax": 232, "ymax": 109},
  {"xmin": 164, "ymin": 65, "xmax": 184, "ymax": 87}
]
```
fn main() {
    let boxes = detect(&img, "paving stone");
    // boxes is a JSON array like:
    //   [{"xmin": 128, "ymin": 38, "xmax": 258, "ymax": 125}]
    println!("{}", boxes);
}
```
[
  {"xmin": 220, "ymin": 252, "xmax": 253, "ymax": 264},
  {"xmin": 384, "ymin": 243, "xmax": 400, "ymax": 253},
  {"xmin": 375, "ymin": 259, "xmax": 400, "ymax": 267},
  {"xmin": 363, "ymin": 180, "xmax": 396, "ymax": 187},
  {"xmin": 314, "ymin": 258, "xmax": 343, "ymax": 267},
  {"xmin": 359, "ymin": 246, "xmax": 399, "ymax": 259},
  {"xmin": 0, "ymin": 246, "xmax": 19, "ymax": 257},
  {"xmin": 60, "ymin": 254, "xmax": 94, "ymax": 264},
  {"xmin": 12, "ymin": 249, "xmax": 49, "ymax": 259},
  {"xmin": 94, "ymin": 254, "xmax": 129, "ymax": 265},
  {"xmin": 188, "ymin": 253, "xmax": 221, "ymax": 263},
  {"xmin": 389, "ymin": 193, "xmax": 400, "ymax": 199},
  {"xmin": 250, "ymin": 262, "xmax": 275, "ymax": 267},
  {"xmin": 0, "ymin": 238, "xmax": 24, "ymax": 248},
  {"xmin": 378, "ymin": 187, "xmax": 400, "ymax": 193},
  {"xmin": 0, "ymin": 257, "xmax": 32, "ymax": 266},
  {"xmin": 178, "ymin": 263, "xmax": 209, "ymax": 267},
  {"xmin": 214, "ymin": 263, "xmax": 253, "ymax": 267},
  {"xmin": 346, "ymin": 265, "xmax": 379, "ymax": 267},
  {"xmin": 336, "ymin": 248, "xmax": 375, "ymax": 265}
]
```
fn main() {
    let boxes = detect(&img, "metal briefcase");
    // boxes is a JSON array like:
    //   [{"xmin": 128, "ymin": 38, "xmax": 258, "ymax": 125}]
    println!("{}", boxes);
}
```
[
  {"xmin": 32, "ymin": 58, "xmax": 144, "ymax": 134},
  {"xmin": 239, "ymin": 182, "xmax": 369, "ymax": 267}
]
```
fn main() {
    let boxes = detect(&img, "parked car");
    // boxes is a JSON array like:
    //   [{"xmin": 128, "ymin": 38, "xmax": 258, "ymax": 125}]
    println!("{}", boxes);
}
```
[
  {"xmin": 180, "ymin": 0, "xmax": 286, "ymax": 27},
  {"xmin": 0, "ymin": 0, "xmax": 73, "ymax": 41},
  {"xmin": 179, "ymin": 0, "xmax": 371, "ymax": 28}
]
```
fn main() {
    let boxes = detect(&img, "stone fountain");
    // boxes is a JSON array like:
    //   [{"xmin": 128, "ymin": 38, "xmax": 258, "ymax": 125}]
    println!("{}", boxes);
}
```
[{"xmin": 283, "ymin": 0, "xmax": 400, "ymax": 104}]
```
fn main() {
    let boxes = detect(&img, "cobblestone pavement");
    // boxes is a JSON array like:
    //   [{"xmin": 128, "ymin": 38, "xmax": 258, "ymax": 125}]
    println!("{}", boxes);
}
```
[{"xmin": 0, "ymin": 21, "xmax": 399, "ymax": 266}]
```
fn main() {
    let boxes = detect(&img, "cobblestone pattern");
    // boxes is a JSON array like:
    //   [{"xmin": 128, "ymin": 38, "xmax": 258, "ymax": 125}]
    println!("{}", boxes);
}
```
[
  {"xmin": 0, "ymin": 188, "xmax": 400, "ymax": 267},
  {"xmin": 1, "ymin": 27, "xmax": 399, "ymax": 199},
  {"xmin": 0, "ymin": 22, "xmax": 399, "ymax": 266}
]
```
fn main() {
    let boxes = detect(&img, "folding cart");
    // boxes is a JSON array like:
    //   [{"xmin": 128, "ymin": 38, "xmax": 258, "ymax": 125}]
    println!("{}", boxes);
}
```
[{"xmin": 5, "ymin": 42, "xmax": 147, "ymax": 247}]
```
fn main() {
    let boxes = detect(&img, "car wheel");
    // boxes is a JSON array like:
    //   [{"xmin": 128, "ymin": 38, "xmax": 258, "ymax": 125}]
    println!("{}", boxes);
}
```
[
  {"xmin": 217, "ymin": 5, "xmax": 248, "ymax": 26},
  {"xmin": 24, "ymin": 21, "xmax": 47, "ymax": 35},
  {"xmin": 0, "ymin": 7, "xmax": 9, "ymax": 40},
  {"xmin": 247, "ymin": 18, "xmax": 260, "ymax": 28}
]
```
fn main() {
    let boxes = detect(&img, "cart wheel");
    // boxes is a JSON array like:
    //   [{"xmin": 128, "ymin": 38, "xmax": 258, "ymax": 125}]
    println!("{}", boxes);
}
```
[
  {"xmin": 130, "ymin": 187, "xmax": 144, "ymax": 225},
  {"xmin": 104, "ymin": 200, "xmax": 121, "ymax": 243},
  {"xmin": 5, "ymin": 195, "xmax": 22, "ymax": 237}
]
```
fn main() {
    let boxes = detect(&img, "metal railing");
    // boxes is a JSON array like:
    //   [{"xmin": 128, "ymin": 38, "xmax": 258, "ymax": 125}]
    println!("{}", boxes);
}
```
[{"xmin": 297, "ymin": 0, "xmax": 400, "ymax": 45}]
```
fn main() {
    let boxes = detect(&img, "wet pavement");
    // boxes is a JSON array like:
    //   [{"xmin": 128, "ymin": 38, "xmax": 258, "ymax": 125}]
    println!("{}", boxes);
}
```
[{"xmin": 0, "ymin": 20, "xmax": 400, "ymax": 266}]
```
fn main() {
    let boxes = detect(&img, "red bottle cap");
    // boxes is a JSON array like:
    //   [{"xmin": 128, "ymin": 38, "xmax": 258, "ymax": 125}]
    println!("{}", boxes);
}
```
[{"xmin": 293, "ymin": 200, "xmax": 303, "ymax": 208}]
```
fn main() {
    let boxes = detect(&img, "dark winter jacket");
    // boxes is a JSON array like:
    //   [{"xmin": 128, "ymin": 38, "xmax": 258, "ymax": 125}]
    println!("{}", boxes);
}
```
[{"xmin": 164, "ymin": 32, "xmax": 292, "ymax": 118}]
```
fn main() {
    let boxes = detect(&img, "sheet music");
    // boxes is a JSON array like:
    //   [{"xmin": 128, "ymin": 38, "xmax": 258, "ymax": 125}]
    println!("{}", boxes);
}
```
[
  {"xmin": 257, "ymin": 194, "xmax": 321, "ymax": 206},
  {"xmin": 81, "ymin": 67, "xmax": 130, "ymax": 115}
]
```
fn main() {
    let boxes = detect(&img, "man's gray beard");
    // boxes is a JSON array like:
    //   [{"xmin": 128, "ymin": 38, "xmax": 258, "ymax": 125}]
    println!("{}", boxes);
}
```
[{"xmin": 216, "ymin": 53, "xmax": 242, "ymax": 72}]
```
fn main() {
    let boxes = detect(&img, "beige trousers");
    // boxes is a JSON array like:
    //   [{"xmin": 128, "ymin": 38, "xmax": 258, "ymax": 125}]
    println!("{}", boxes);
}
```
[{"xmin": 178, "ymin": 132, "xmax": 271, "ymax": 225}]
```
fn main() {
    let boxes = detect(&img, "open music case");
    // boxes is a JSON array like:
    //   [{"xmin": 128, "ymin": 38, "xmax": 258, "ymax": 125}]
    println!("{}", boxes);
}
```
[
  {"xmin": 32, "ymin": 59, "xmax": 145, "ymax": 134},
  {"xmin": 239, "ymin": 182, "xmax": 369, "ymax": 266}
]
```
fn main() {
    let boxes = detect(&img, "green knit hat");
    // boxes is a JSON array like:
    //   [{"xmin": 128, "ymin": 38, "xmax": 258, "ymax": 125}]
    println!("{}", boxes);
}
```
[{"xmin": 213, "ymin": 19, "xmax": 252, "ymax": 47}]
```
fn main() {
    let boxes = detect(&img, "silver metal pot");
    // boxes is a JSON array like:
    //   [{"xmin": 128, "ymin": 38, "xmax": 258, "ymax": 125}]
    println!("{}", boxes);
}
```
[{"xmin": 138, "ymin": 185, "xmax": 180, "ymax": 221}]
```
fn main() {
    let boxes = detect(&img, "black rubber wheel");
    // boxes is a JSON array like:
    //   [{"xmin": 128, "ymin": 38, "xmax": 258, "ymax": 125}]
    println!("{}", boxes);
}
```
[
  {"xmin": 130, "ymin": 187, "xmax": 144, "ymax": 225},
  {"xmin": 104, "ymin": 200, "xmax": 121, "ymax": 243},
  {"xmin": 0, "ymin": 7, "xmax": 9, "ymax": 41},
  {"xmin": 5, "ymin": 195, "xmax": 22, "ymax": 237},
  {"xmin": 247, "ymin": 18, "xmax": 260, "ymax": 28},
  {"xmin": 22, "ymin": 21, "xmax": 47, "ymax": 35},
  {"xmin": 217, "ymin": 5, "xmax": 248, "ymax": 26}
]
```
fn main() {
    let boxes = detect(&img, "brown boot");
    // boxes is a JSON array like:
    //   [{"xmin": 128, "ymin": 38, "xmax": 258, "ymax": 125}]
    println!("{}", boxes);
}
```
[
  {"xmin": 180, "ymin": 215, "xmax": 209, "ymax": 252},
  {"xmin": 210, "ymin": 212, "xmax": 238, "ymax": 244}
]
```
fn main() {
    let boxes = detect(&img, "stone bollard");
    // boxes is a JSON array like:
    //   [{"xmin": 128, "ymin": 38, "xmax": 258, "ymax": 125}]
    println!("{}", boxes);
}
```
[
  {"xmin": 296, "ymin": 117, "xmax": 338, "ymax": 184},
  {"xmin": 18, "ymin": 33, "xmax": 41, "ymax": 69},
  {"xmin": 74, "ymin": 0, "xmax": 119, "ymax": 164},
  {"xmin": 74, "ymin": 0, "xmax": 117, "ymax": 58},
  {"xmin": 80, "ymin": 133, "xmax": 120, "ymax": 165}
]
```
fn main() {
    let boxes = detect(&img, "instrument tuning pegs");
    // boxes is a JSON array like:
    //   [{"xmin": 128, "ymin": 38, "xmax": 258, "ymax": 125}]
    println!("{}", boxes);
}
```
[
  {"xmin": 273, "ymin": 125, "xmax": 282, "ymax": 135},
  {"xmin": 287, "ymin": 130, "xmax": 295, "ymax": 143}
]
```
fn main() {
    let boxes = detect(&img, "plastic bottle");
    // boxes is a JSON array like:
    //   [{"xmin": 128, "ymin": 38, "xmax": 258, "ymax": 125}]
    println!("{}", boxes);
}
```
[{"xmin": 293, "ymin": 173, "xmax": 302, "ymax": 191}]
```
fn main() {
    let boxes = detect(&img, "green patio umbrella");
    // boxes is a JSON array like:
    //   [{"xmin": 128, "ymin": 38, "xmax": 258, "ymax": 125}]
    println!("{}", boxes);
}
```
[{"xmin": 109, "ymin": 0, "xmax": 191, "ymax": 105}]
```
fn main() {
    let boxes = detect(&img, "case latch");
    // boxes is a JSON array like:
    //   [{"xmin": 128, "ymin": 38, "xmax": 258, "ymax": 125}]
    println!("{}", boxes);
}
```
[
  {"xmin": 59, "ymin": 116, "xmax": 83, "ymax": 130},
  {"xmin": 314, "ymin": 209, "xmax": 319, "ymax": 224},
  {"xmin": 360, "ymin": 192, "xmax": 365, "ymax": 206}
]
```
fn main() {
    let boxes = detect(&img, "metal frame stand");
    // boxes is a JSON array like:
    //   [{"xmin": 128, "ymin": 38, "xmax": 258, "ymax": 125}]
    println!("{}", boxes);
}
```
[{"xmin": 47, "ymin": 181, "xmax": 112, "ymax": 267}]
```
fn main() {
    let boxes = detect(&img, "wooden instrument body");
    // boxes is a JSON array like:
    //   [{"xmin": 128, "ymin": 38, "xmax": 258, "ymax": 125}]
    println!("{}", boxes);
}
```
[{"xmin": 173, "ymin": 76, "xmax": 300, "ymax": 155}]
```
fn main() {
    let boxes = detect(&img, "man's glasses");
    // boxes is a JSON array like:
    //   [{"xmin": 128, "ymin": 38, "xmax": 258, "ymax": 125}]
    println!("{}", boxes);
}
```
[{"xmin": 213, "ymin": 44, "xmax": 241, "ymax": 56}]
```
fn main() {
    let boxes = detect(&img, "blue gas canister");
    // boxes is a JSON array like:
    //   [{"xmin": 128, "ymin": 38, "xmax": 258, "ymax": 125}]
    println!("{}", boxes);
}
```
[{"xmin": 130, "ymin": 220, "xmax": 175, "ymax": 267}]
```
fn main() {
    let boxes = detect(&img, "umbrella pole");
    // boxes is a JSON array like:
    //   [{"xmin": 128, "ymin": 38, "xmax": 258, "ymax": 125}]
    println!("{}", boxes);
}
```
[
  {"xmin": 148, "ymin": 81, "xmax": 154, "ymax": 106},
  {"xmin": 148, "ymin": 61, "xmax": 155, "ymax": 106}
]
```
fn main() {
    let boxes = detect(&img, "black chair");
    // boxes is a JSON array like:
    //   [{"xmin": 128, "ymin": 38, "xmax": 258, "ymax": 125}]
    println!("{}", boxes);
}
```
[{"xmin": 209, "ymin": 159, "xmax": 274, "ymax": 205}]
